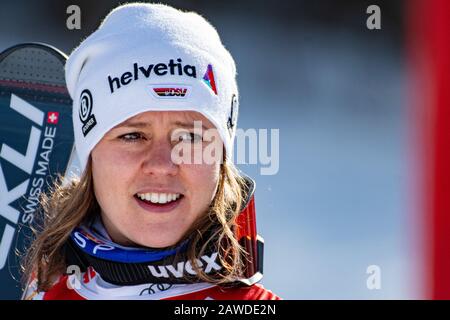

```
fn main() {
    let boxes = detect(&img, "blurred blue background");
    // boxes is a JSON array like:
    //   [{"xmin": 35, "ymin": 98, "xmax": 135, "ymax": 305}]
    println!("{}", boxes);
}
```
[{"xmin": 0, "ymin": 0, "xmax": 417, "ymax": 299}]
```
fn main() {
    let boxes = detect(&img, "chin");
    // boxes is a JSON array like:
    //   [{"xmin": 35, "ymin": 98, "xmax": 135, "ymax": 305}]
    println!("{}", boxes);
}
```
[{"xmin": 134, "ymin": 233, "xmax": 182, "ymax": 249}]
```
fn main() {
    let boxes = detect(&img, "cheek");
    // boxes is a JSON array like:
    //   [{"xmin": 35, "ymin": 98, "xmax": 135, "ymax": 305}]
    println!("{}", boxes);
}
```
[
  {"xmin": 91, "ymin": 145, "xmax": 139, "ymax": 208},
  {"xmin": 182, "ymin": 163, "xmax": 220, "ymax": 206},
  {"xmin": 93, "ymin": 143, "xmax": 141, "ymax": 169}
]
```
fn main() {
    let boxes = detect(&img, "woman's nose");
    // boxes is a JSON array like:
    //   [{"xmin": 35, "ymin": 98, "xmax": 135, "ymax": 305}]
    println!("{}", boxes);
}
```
[{"xmin": 141, "ymin": 138, "xmax": 178, "ymax": 176}]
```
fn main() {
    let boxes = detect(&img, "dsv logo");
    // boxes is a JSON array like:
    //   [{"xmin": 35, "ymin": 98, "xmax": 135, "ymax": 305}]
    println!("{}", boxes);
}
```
[
  {"xmin": 152, "ymin": 86, "xmax": 189, "ymax": 98},
  {"xmin": 79, "ymin": 89, "xmax": 97, "ymax": 137},
  {"xmin": 148, "ymin": 252, "xmax": 222, "ymax": 278}
]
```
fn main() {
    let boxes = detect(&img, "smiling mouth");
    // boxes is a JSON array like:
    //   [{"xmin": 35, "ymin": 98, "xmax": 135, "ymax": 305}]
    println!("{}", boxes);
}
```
[{"xmin": 134, "ymin": 192, "xmax": 184, "ymax": 206}]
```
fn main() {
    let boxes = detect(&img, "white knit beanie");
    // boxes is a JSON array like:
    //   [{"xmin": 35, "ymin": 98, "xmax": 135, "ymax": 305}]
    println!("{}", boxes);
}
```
[{"xmin": 65, "ymin": 3, "xmax": 239, "ymax": 172}]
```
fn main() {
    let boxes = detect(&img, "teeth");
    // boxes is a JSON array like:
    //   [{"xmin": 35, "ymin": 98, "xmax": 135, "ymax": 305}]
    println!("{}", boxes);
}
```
[{"xmin": 136, "ymin": 192, "xmax": 181, "ymax": 204}]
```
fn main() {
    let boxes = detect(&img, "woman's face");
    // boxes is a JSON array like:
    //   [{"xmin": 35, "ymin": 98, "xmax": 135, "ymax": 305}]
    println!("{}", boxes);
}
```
[{"xmin": 91, "ymin": 111, "xmax": 222, "ymax": 248}]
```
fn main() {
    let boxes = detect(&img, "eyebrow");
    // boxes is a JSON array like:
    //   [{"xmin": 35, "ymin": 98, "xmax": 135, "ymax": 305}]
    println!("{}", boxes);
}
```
[
  {"xmin": 115, "ymin": 120, "xmax": 209, "ymax": 130},
  {"xmin": 173, "ymin": 120, "xmax": 209, "ymax": 130},
  {"xmin": 115, "ymin": 121, "xmax": 150, "ymax": 129}
]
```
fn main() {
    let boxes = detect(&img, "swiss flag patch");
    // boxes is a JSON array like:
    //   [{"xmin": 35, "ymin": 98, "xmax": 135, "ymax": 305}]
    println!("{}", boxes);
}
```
[{"xmin": 47, "ymin": 111, "xmax": 59, "ymax": 124}]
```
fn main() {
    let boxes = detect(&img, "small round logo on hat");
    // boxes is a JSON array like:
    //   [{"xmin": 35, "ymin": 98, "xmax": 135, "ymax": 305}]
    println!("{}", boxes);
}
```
[
  {"xmin": 79, "ymin": 89, "xmax": 93, "ymax": 122},
  {"xmin": 79, "ymin": 89, "xmax": 97, "ymax": 137},
  {"xmin": 227, "ymin": 94, "xmax": 238, "ymax": 136}
]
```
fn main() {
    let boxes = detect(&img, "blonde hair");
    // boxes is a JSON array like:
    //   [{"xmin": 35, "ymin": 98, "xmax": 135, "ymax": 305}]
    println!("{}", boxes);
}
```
[{"xmin": 22, "ymin": 155, "xmax": 249, "ymax": 292}]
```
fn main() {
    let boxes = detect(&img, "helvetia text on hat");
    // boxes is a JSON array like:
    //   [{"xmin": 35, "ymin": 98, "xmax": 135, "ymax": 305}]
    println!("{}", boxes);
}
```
[{"xmin": 108, "ymin": 58, "xmax": 197, "ymax": 93}]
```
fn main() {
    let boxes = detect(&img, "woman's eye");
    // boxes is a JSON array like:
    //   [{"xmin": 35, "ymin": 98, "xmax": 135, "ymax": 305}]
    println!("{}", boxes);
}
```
[
  {"xmin": 119, "ymin": 132, "xmax": 144, "ymax": 142},
  {"xmin": 177, "ymin": 132, "xmax": 203, "ymax": 143}
]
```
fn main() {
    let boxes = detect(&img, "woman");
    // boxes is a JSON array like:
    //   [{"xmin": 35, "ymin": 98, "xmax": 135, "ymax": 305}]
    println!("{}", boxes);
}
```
[{"xmin": 22, "ymin": 3, "xmax": 279, "ymax": 300}]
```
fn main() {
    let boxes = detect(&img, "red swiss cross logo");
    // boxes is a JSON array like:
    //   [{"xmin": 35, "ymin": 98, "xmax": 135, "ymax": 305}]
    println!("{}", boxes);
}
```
[{"xmin": 47, "ymin": 111, "xmax": 59, "ymax": 124}]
